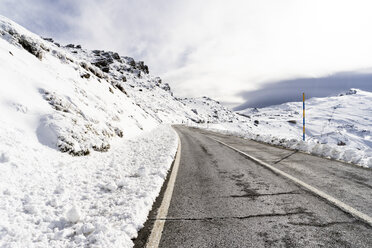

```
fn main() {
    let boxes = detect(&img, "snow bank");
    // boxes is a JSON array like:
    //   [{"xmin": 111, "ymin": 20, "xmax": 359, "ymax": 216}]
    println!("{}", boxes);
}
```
[
  {"xmin": 0, "ymin": 125, "xmax": 178, "ymax": 247},
  {"xmin": 206, "ymin": 125, "xmax": 371, "ymax": 167},
  {"xmin": 0, "ymin": 15, "xmax": 183, "ymax": 248},
  {"xmin": 196, "ymin": 89, "xmax": 372, "ymax": 168}
]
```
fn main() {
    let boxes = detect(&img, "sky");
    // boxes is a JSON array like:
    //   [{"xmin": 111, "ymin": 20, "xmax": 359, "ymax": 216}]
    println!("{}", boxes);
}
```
[
  {"xmin": 235, "ymin": 70, "xmax": 372, "ymax": 109},
  {"xmin": 1, "ymin": 0, "xmax": 372, "ymax": 108}
]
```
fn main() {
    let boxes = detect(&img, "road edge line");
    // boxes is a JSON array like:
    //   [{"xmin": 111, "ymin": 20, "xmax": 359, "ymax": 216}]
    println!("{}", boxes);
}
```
[
  {"xmin": 209, "ymin": 136, "xmax": 372, "ymax": 227},
  {"xmin": 145, "ymin": 132, "xmax": 182, "ymax": 248}
]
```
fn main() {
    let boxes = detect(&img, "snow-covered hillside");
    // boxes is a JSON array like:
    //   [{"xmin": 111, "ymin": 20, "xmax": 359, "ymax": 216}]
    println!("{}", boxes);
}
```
[
  {"xmin": 179, "ymin": 96, "xmax": 241, "ymax": 124},
  {"xmin": 239, "ymin": 89, "xmax": 372, "ymax": 151},
  {"xmin": 202, "ymin": 89, "xmax": 372, "ymax": 168},
  {"xmin": 0, "ymin": 15, "xmax": 197, "ymax": 247},
  {"xmin": 0, "ymin": 15, "xmax": 202, "ymax": 156}
]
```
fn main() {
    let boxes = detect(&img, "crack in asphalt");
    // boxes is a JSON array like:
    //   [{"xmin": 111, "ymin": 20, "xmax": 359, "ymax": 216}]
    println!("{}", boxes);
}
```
[
  {"xmin": 273, "ymin": 150, "xmax": 298, "ymax": 164},
  {"xmin": 228, "ymin": 190, "xmax": 301, "ymax": 198},
  {"xmin": 151, "ymin": 211, "xmax": 310, "ymax": 222}
]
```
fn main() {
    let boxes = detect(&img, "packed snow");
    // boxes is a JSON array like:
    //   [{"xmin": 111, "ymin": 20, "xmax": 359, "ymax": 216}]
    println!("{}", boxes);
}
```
[
  {"xmin": 0, "ymin": 125, "xmax": 178, "ymax": 247},
  {"xmin": 1, "ymin": 13, "xmax": 372, "ymax": 248}
]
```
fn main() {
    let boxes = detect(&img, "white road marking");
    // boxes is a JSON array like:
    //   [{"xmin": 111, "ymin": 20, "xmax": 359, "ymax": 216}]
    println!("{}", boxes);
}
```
[
  {"xmin": 209, "ymin": 136, "xmax": 372, "ymax": 227},
  {"xmin": 145, "ymin": 134, "xmax": 182, "ymax": 248}
]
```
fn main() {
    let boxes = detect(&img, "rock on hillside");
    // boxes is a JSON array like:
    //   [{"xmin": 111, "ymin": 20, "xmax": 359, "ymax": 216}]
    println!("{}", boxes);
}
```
[{"xmin": 0, "ymin": 15, "xmax": 206, "ymax": 155}]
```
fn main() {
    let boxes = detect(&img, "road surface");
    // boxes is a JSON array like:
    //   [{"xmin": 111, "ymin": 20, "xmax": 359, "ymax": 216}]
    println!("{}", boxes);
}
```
[{"xmin": 135, "ymin": 126, "xmax": 372, "ymax": 247}]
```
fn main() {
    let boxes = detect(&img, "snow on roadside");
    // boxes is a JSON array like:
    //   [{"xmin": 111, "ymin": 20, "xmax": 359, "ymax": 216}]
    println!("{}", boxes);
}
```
[
  {"xmin": 187, "ymin": 91, "xmax": 372, "ymax": 168},
  {"xmin": 0, "ymin": 15, "xmax": 183, "ymax": 248},
  {"xmin": 0, "ymin": 125, "xmax": 178, "ymax": 248},
  {"xmin": 204, "ymin": 124, "xmax": 372, "ymax": 168}
]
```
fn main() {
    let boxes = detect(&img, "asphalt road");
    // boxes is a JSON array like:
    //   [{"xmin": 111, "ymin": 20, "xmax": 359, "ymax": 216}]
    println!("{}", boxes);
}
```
[{"xmin": 135, "ymin": 126, "xmax": 372, "ymax": 247}]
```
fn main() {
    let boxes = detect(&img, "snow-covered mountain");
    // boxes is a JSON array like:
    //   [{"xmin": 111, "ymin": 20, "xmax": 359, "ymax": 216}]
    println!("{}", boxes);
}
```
[
  {"xmin": 0, "ymin": 15, "xmax": 225, "ymax": 247},
  {"xmin": 0, "ymin": 15, "xmax": 208, "ymax": 157},
  {"xmin": 1, "ymin": 15, "xmax": 372, "ymax": 248}
]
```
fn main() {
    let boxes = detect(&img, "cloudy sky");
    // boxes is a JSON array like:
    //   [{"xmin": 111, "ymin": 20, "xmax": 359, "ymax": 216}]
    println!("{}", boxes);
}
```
[{"xmin": 1, "ymin": 0, "xmax": 372, "ymax": 108}]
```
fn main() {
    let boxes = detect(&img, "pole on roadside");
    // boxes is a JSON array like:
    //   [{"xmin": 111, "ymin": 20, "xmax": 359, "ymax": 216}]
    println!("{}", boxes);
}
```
[{"xmin": 303, "ymin": 92, "xmax": 305, "ymax": 141}]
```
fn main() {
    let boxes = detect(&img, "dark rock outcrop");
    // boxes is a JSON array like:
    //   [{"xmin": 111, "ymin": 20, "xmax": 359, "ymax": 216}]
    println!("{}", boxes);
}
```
[{"xmin": 18, "ymin": 35, "xmax": 43, "ymax": 59}]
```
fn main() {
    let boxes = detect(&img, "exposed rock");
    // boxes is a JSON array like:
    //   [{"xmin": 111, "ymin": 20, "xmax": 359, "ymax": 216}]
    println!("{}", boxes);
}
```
[
  {"xmin": 111, "ymin": 52, "xmax": 122, "ymax": 62},
  {"xmin": 92, "ymin": 143, "xmax": 110, "ymax": 152},
  {"xmin": 114, "ymin": 128, "xmax": 123, "ymax": 137},
  {"xmin": 337, "ymin": 141, "xmax": 346, "ymax": 146},
  {"xmin": 115, "ymin": 83, "xmax": 128, "ymax": 96},
  {"xmin": 92, "ymin": 52, "xmax": 115, "ymax": 73},
  {"xmin": 18, "ymin": 35, "xmax": 43, "ymax": 60},
  {"xmin": 161, "ymin": 83, "xmax": 171, "ymax": 91},
  {"xmin": 80, "ymin": 62, "xmax": 89, "ymax": 70},
  {"xmin": 81, "ymin": 73, "xmax": 90, "ymax": 79},
  {"xmin": 101, "ymin": 67, "xmax": 110, "ymax": 73},
  {"xmin": 40, "ymin": 44, "xmax": 50, "ymax": 52},
  {"xmin": 155, "ymin": 77, "xmax": 162, "ymax": 86},
  {"xmin": 135, "ymin": 61, "xmax": 149, "ymax": 74},
  {"xmin": 58, "ymin": 139, "xmax": 90, "ymax": 156},
  {"xmin": 42, "ymin": 37, "xmax": 54, "ymax": 42},
  {"xmin": 126, "ymin": 57, "xmax": 136, "ymax": 67},
  {"xmin": 346, "ymin": 89, "xmax": 357, "ymax": 95},
  {"xmin": 93, "ymin": 59, "xmax": 111, "ymax": 68},
  {"xmin": 85, "ymin": 65, "xmax": 103, "ymax": 79}
]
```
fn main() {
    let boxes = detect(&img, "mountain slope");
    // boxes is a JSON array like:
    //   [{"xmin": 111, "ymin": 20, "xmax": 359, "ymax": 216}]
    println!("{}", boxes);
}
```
[
  {"xmin": 0, "ymin": 15, "xmax": 201, "ymax": 156},
  {"xmin": 0, "ymin": 15, "xmax": 201, "ymax": 248}
]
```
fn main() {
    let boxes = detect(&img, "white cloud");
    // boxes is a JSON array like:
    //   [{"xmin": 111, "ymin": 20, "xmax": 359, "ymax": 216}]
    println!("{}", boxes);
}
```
[{"xmin": 2, "ymin": 0, "xmax": 372, "ymax": 105}]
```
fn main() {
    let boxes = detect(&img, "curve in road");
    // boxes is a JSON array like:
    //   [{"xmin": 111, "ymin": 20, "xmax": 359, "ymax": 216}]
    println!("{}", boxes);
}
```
[{"xmin": 136, "ymin": 126, "xmax": 372, "ymax": 248}]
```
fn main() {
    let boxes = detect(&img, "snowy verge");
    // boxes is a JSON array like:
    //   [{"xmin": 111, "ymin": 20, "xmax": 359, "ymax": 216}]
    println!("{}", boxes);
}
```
[
  {"xmin": 196, "ymin": 124, "xmax": 372, "ymax": 168},
  {"xmin": 0, "ymin": 125, "xmax": 178, "ymax": 248},
  {"xmin": 184, "ymin": 89, "xmax": 372, "ymax": 169}
]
